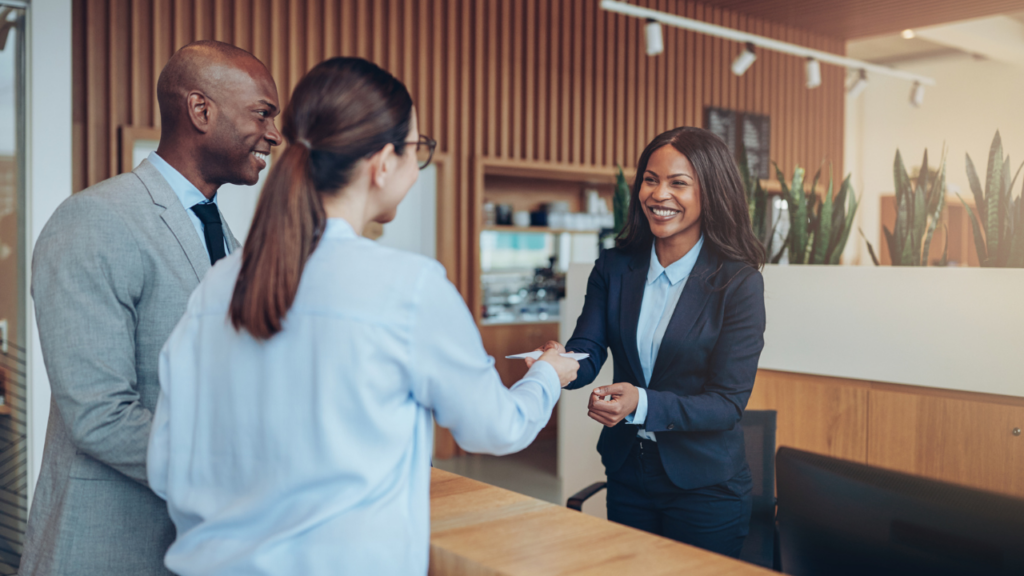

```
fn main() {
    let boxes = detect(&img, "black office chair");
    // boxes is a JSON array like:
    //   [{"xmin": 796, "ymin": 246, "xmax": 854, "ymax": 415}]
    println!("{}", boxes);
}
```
[{"xmin": 566, "ymin": 410, "xmax": 779, "ymax": 570}]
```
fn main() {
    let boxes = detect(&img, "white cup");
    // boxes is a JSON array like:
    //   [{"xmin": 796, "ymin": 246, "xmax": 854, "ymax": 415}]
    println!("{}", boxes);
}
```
[{"xmin": 513, "ymin": 210, "xmax": 531, "ymax": 228}]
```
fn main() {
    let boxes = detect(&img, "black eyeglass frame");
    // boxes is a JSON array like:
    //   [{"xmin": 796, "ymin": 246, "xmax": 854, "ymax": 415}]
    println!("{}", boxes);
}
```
[{"xmin": 403, "ymin": 135, "xmax": 437, "ymax": 170}]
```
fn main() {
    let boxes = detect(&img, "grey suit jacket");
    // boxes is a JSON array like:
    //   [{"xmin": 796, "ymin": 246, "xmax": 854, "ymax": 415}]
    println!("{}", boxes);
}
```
[{"xmin": 20, "ymin": 160, "xmax": 241, "ymax": 576}]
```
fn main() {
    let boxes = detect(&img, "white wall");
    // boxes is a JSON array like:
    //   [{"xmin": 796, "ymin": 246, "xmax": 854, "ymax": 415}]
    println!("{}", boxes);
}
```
[
  {"xmin": 375, "ymin": 163, "xmax": 437, "ymax": 259},
  {"xmin": 26, "ymin": 0, "xmax": 73, "ymax": 503},
  {"xmin": 844, "ymin": 54, "xmax": 1024, "ymax": 265}
]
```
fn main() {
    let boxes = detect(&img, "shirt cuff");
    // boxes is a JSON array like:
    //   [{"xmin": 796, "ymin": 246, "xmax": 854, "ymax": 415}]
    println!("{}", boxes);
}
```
[
  {"xmin": 624, "ymin": 387, "xmax": 648, "ymax": 426},
  {"xmin": 524, "ymin": 360, "xmax": 561, "ymax": 392}
]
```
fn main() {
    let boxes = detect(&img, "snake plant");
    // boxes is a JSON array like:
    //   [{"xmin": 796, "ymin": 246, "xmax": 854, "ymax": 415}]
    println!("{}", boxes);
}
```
[
  {"xmin": 959, "ymin": 131, "xmax": 1024, "ymax": 267},
  {"xmin": 737, "ymin": 142, "xmax": 773, "ymax": 255},
  {"xmin": 863, "ymin": 148, "xmax": 947, "ymax": 266},
  {"xmin": 773, "ymin": 163, "xmax": 859, "ymax": 265}
]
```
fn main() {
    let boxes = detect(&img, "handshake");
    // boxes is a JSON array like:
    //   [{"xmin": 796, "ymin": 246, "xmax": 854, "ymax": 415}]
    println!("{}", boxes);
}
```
[{"xmin": 519, "ymin": 341, "xmax": 641, "ymax": 428}]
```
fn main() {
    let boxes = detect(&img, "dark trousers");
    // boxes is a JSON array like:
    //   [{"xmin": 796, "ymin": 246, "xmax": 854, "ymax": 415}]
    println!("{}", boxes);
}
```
[{"xmin": 606, "ymin": 437, "xmax": 753, "ymax": 558}]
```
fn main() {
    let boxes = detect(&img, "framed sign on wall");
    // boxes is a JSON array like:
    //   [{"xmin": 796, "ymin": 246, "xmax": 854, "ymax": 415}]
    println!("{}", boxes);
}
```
[{"xmin": 703, "ymin": 107, "xmax": 771, "ymax": 180}]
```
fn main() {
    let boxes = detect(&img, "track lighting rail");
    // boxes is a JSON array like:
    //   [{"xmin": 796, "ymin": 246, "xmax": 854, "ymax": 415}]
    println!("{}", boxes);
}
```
[{"xmin": 601, "ymin": 0, "xmax": 936, "ymax": 87}]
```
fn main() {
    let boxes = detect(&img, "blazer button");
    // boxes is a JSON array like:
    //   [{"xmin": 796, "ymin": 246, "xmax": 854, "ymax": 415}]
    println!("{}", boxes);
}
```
[{"xmin": 666, "ymin": 424, "xmax": 675, "ymax": 430}]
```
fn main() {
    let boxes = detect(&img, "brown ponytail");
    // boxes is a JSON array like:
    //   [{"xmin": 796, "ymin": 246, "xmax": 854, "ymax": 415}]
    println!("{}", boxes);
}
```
[{"xmin": 230, "ymin": 57, "xmax": 413, "ymax": 339}]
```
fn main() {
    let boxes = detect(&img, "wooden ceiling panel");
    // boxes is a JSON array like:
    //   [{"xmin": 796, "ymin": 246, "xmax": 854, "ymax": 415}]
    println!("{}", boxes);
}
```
[{"xmin": 696, "ymin": 0, "xmax": 1024, "ymax": 39}]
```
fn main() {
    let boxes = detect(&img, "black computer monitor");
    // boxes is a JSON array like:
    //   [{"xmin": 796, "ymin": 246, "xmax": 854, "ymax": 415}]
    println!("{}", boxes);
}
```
[{"xmin": 776, "ymin": 447, "xmax": 1024, "ymax": 576}]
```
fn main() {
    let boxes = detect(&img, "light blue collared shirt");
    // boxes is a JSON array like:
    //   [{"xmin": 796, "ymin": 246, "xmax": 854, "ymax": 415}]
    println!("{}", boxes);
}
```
[
  {"xmin": 625, "ymin": 236, "xmax": 704, "ymax": 441},
  {"xmin": 147, "ymin": 152, "xmax": 231, "ymax": 256},
  {"xmin": 147, "ymin": 218, "xmax": 561, "ymax": 575}
]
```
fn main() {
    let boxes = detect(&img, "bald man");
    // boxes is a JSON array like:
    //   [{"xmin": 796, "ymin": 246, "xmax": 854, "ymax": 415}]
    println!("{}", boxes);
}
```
[{"xmin": 21, "ymin": 41, "xmax": 281, "ymax": 576}]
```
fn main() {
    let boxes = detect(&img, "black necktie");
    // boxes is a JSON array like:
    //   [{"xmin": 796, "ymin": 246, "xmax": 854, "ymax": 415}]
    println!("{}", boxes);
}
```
[{"xmin": 190, "ymin": 203, "xmax": 227, "ymax": 265}]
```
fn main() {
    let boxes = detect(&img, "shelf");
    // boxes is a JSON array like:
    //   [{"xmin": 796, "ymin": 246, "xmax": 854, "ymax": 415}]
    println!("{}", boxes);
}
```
[
  {"xmin": 480, "ymin": 157, "xmax": 635, "ymax": 184},
  {"xmin": 483, "ymin": 226, "xmax": 602, "ymax": 234}
]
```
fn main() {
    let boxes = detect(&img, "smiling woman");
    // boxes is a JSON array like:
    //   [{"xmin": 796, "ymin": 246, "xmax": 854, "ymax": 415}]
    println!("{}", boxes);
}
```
[{"xmin": 555, "ymin": 126, "xmax": 768, "ymax": 558}]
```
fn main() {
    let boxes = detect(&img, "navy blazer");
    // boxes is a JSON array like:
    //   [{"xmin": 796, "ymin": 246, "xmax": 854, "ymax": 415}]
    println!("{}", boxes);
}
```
[{"xmin": 565, "ymin": 243, "xmax": 765, "ymax": 490}]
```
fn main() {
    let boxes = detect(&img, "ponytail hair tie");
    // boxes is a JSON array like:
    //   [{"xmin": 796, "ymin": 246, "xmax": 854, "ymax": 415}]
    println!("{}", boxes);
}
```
[{"xmin": 297, "ymin": 138, "xmax": 313, "ymax": 151}]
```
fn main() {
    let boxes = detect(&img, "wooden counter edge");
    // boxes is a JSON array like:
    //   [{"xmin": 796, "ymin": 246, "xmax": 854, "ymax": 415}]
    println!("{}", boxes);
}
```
[{"xmin": 429, "ymin": 468, "xmax": 775, "ymax": 576}]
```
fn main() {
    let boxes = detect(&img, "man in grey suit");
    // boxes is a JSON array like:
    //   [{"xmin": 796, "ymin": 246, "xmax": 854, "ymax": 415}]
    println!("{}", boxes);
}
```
[{"xmin": 21, "ymin": 41, "xmax": 281, "ymax": 575}]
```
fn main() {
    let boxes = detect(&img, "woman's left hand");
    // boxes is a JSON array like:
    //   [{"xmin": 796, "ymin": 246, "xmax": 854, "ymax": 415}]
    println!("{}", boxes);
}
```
[{"xmin": 587, "ymin": 383, "xmax": 639, "ymax": 427}]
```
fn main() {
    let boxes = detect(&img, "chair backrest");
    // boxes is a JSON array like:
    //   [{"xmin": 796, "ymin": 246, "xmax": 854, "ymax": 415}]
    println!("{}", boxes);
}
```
[{"xmin": 740, "ymin": 409, "xmax": 777, "ymax": 519}]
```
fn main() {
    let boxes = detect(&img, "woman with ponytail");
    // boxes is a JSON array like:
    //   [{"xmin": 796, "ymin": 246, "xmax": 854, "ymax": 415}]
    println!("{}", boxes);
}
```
[{"xmin": 146, "ymin": 58, "xmax": 579, "ymax": 576}]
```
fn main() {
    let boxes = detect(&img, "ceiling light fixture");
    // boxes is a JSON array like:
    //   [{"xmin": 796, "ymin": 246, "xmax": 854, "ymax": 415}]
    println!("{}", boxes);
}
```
[
  {"xmin": 847, "ymin": 69, "xmax": 868, "ymax": 99},
  {"xmin": 600, "ymin": 0, "xmax": 936, "ymax": 89},
  {"xmin": 806, "ymin": 58, "xmax": 822, "ymax": 89},
  {"xmin": 910, "ymin": 81, "xmax": 925, "ymax": 107},
  {"xmin": 731, "ymin": 42, "xmax": 757, "ymax": 76},
  {"xmin": 645, "ymin": 18, "xmax": 664, "ymax": 56},
  {"xmin": 902, "ymin": 29, "xmax": 915, "ymax": 39}
]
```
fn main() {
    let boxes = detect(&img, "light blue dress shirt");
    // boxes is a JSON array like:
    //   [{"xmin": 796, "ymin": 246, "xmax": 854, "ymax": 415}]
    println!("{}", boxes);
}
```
[
  {"xmin": 625, "ymin": 236, "xmax": 704, "ymax": 441},
  {"xmin": 147, "ymin": 218, "xmax": 561, "ymax": 576},
  {"xmin": 147, "ymin": 152, "xmax": 231, "ymax": 255}
]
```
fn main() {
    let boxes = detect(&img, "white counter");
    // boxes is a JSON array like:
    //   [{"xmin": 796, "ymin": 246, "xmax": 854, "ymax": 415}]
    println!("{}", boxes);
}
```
[
  {"xmin": 561, "ymin": 263, "xmax": 1024, "ymax": 400},
  {"xmin": 760, "ymin": 265, "xmax": 1024, "ymax": 398}
]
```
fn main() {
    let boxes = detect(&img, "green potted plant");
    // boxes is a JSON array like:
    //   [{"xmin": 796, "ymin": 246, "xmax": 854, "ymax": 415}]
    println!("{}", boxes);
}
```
[
  {"xmin": 773, "ymin": 163, "xmax": 859, "ymax": 265},
  {"xmin": 862, "ymin": 148, "xmax": 947, "ymax": 266},
  {"xmin": 959, "ymin": 131, "xmax": 1024, "ymax": 268}
]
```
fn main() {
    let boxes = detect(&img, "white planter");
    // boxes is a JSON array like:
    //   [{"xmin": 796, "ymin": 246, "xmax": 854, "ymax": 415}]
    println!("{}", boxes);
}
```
[{"xmin": 761, "ymin": 264, "xmax": 1024, "ymax": 398}]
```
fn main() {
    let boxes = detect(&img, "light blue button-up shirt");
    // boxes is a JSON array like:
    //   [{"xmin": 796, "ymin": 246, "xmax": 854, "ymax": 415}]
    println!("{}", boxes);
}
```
[
  {"xmin": 147, "ymin": 218, "xmax": 561, "ymax": 576},
  {"xmin": 147, "ymin": 152, "xmax": 231, "ymax": 256},
  {"xmin": 625, "ymin": 236, "xmax": 704, "ymax": 441}
]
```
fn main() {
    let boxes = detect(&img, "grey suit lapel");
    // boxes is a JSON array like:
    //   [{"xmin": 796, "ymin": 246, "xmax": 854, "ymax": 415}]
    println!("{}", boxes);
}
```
[{"xmin": 134, "ymin": 159, "xmax": 211, "ymax": 280}]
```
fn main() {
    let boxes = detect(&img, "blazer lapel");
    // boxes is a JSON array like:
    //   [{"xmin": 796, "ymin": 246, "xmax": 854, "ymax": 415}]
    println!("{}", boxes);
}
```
[
  {"xmin": 649, "ymin": 246, "xmax": 716, "ymax": 384},
  {"xmin": 134, "ymin": 159, "xmax": 211, "ymax": 281},
  {"xmin": 619, "ymin": 248, "xmax": 650, "ymax": 386}
]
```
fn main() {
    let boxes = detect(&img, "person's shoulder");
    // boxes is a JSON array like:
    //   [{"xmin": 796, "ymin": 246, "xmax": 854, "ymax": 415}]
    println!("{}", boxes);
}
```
[
  {"xmin": 38, "ymin": 174, "xmax": 148, "ymax": 248},
  {"xmin": 338, "ymin": 237, "xmax": 444, "ymax": 279},
  {"xmin": 710, "ymin": 254, "xmax": 763, "ymax": 293},
  {"xmin": 47, "ymin": 173, "xmax": 149, "ymax": 228},
  {"xmin": 595, "ymin": 245, "xmax": 639, "ymax": 274},
  {"xmin": 76, "ymin": 172, "xmax": 148, "ymax": 204},
  {"xmin": 302, "ymin": 238, "xmax": 450, "ymax": 313}
]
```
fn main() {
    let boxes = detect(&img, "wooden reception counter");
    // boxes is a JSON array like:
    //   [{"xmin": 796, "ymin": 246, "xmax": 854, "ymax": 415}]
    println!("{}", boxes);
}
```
[{"xmin": 429, "ymin": 468, "xmax": 773, "ymax": 576}]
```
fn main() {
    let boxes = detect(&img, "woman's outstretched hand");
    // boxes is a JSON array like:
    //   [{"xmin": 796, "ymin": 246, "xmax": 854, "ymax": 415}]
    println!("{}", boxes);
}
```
[
  {"xmin": 524, "ymin": 340, "xmax": 567, "ymax": 368},
  {"xmin": 537, "ymin": 349, "xmax": 579, "ymax": 387},
  {"xmin": 588, "ymin": 383, "xmax": 639, "ymax": 427}
]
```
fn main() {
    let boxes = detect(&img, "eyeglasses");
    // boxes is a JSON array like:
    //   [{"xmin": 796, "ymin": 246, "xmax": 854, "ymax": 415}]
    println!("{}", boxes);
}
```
[{"xmin": 404, "ymin": 135, "xmax": 437, "ymax": 170}]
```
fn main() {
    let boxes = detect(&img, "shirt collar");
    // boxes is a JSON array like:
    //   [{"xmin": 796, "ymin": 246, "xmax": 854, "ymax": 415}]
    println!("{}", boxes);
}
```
[
  {"xmin": 323, "ymin": 218, "xmax": 359, "ymax": 240},
  {"xmin": 647, "ymin": 235, "xmax": 704, "ymax": 286},
  {"xmin": 148, "ymin": 152, "xmax": 217, "ymax": 209}
]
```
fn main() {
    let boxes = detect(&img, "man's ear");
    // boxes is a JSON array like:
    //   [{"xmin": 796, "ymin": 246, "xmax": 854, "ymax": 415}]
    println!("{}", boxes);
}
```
[
  {"xmin": 186, "ymin": 91, "xmax": 213, "ymax": 133},
  {"xmin": 368, "ymin": 143, "xmax": 396, "ymax": 189}
]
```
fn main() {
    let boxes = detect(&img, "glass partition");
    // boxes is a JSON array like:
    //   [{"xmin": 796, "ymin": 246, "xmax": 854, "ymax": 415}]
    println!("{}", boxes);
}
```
[{"xmin": 0, "ymin": 4, "xmax": 28, "ymax": 572}]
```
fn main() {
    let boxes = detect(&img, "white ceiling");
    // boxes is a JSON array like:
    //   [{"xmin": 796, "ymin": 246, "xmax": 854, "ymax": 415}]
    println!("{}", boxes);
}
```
[{"xmin": 848, "ymin": 11, "xmax": 1024, "ymax": 67}]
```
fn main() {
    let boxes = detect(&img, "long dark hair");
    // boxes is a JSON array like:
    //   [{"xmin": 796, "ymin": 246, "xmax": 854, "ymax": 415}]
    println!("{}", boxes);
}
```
[
  {"xmin": 230, "ymin": 57, "xmax": 413, "ymax": 339},
  {"xmin": 617, "ymin": 127, "xmax": 765, "ymax": 270}
]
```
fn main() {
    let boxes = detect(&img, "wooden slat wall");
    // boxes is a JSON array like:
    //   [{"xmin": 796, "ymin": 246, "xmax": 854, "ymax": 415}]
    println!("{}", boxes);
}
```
[{"xmin": 72, "ymin": 0, "xmax": 845, "ymax": 297}]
